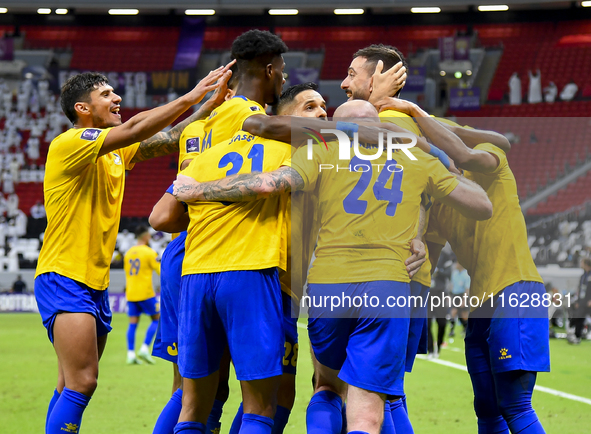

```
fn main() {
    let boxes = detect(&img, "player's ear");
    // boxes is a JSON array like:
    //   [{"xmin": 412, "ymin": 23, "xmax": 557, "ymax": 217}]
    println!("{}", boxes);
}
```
[
  {"xmin": 74, "ymin": 101, "xmax": 90, "ymax": 117},
  {"xmin": 369, "ymin": 75, "xmax": 374, "ymax": 95},
  {"xmin": 266, "ymin": 63, "xmax": 274, "ymax": 80}
]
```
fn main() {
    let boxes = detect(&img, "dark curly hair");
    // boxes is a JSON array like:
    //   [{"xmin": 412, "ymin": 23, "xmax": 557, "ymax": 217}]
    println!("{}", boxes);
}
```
[
  {"xmin": 60, "ymin": 72, "xmax": 109, "ymax": 124},
  {"xmin": 273, "ymin": 82, "xmax": 318, "ymax": 115},
  {"xmin": 231, "ymin": 29, "xmax": 288, "ymax": 74}
]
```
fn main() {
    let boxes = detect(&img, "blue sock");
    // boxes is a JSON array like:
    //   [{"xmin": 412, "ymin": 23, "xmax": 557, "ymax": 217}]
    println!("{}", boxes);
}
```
[
  {"xmin": 45, "ymin": 389, "xmax": 60, "ymax": 433},
  {"xmin": 46, "ymin": 387, "xmax": 91, "ymax": 434},
  {"xmin": 272, "ymin": 405, "xmax": 291, "ymax": 434},
  {"xmin": 241, "ymin": 413, "xmax": 273, "ymax": 434},
  {"xmin": 340, "ymin": 403, "xmax": 347, "ymax": 434},
  {"xmin": 306, "ymin": 390, "xmax": 343, "ymax": 434},
  {"xmin": 205, "ymin": 399, "xmax": 224, "ymax": 434},
  {"xmin": 381, "ymin": 401, "xmax": 396, "ymax": 434},
  {"xmin": 144, "ymin": 320, "xmax": 159, "ymax": 346},
  {"xmin": 174, "ymin": 421, "xmax": 206, "ymax": 434},
  {"xmin": 494, "ymin": 371, "xmax": 546, "ymax": 434},
  {"xmin": 390, "ymin": 399, "xmax": 414, "ymax": 434},
  {"xmin": 229, "ymin": 402, "xmax": 243, "ymax": 434},
  {"xmin": 153, "ymin": 388, "xmax": 183, "ymax": 434},
  {"xmin": 127, "ymin": 323, "xmax": 138, "ymax": 351}
]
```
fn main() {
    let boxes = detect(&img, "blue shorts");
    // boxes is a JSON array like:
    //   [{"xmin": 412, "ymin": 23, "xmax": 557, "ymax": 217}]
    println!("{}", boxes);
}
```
[
  {"xmin": 465, "ymin": 281, "xmax": 550, "ymax": 375},
  {"xmin": 178, "ymin": 268, "xmax": 284, "ymax": 381},
  {"xmin": 152, "ymin": 320, "xmax": 178, "ymax": 364},
  {"xmin": 307, "ymin": 281, "xmax": 410, "ymax": 396},
  {"xmin": 127, "ymin": 297, "xmax": 160, "ymax": 317},
  {"xmin": 282, "ymin": 291, "xmax": 299, "ymax": 375},
  {"xmin": 406, "ymin": 281, "xmax": 430, "ymax": 372},
  {"xmin": 34, "ymin": 272, "xmax": 112, "ymax": 343},
  {"xmin": 160, "ymin": 232, "xmax": 186, "ymax": 344}
]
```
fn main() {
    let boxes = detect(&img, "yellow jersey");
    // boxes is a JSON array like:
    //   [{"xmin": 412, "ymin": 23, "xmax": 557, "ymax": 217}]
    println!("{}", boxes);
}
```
[
  {"xmin": 178, "ymin": 119, "xmax": 206, "ymax": 170},
  {"xmin": 181, "ymin": 131, "xmax": 291, "ymax": 275},
  {"xmin": 36, "ymin": 128, "xmax": 139, "ymax": 290},
  {"xmin": 425, "ymin": 143, "xmax": 543, "ymax": 301},
  {"xmin": 379, "ymin": 110, "xmax": 432, "ymax": 286},
  {"xmin": 124, "ymin": 244, "xmax": 161, "ymax": 301},
  {"xmin": 291, "ymin": 140, "xmax": 458, "ymax": 284},
  {"xmin": 379, "ymin": 109, "xmax": 423, "ymax": 138},
  {"xmin": 203, "ymin": 95, "xmax": 265, "ymax": 149}
]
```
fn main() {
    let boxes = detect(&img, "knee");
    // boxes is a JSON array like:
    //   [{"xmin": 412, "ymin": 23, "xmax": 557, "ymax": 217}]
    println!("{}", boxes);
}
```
[
  {"xmin": 72, "ymin": 371, "xmax": 98, "ymax": 396},
  {"xmin": 474, "ymin": 393, "xmax": 500, "ymax": 419}
]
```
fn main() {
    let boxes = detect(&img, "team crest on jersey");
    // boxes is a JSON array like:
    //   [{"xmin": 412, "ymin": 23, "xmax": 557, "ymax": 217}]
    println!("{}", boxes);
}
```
[
  {"xmin": 250, "ymin": 106, "xmax": 260, "ymax": 111},
  {"xmin": 112, "ymin": 153, "xmax": 122, "ymax": 165},
  {"xmin": 81, "ymin": 129, "xmax": 101, "ymax": 141},
  {"xmin": 186, "ymin": 137, "xmax": 200, "ymax": 153}
]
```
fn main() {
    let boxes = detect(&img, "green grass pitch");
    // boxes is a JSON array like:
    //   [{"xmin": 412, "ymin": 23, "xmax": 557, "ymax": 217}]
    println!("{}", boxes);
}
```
[{"xmin": 1, "ymin": 313, "xmax": 590, "ymax": 433}]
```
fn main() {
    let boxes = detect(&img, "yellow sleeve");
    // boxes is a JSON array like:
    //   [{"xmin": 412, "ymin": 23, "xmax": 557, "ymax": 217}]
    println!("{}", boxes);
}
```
[
  {"xmin": 58, "ymin": 128, "xmax": 109, "ymax": 174},
  {"xmin": 423, "ymin": 154, "xmax": 460, "ymax": 199},
  {"xmin": 474, "ymin": 143, "xmax": 507, "ymax": 176},
  {"xmin": 119, "ymin": 142, "xmax": 141, "ymax": 171}
]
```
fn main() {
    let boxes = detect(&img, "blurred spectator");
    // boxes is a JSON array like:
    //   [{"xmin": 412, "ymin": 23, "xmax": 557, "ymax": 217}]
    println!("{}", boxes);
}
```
[
  {"xmin": 29, "ymin": 200, "xmax": 46, "ymax": 238},
  {"xmin": 528, "ymin": 69, "xmax": 542, "ymax": 104},
  {"xmin": 2, "ymin": 171, "xmax": 14, "ymax": 194},
  {"xmin": 11, "ymin": 274, "xmax": 27, "ymax": 293},
  {"xmin": 2, "ymin": 89, "xmax": 12, "ymax": 113},
  {"xmin": 16, "ymin": 89, "xmax": 28, "ymax": 114},
  {"xmin": 509, "ymin": 72, "xmax": 521, "ymax": 105},
  {"xmin": 9, "ymin": 158, "xmax": 19, "ymax": 184},
  {"xmin": 37, "ymin": 79, "xmax": 49, "ymax": 108},
  {"xmin": 569, "ymin": 258, "xmax": 591, "ymax": 344},
  {"xmin": 560, "ymin": 80, "xmax": 578, "ymax": 101},
  {"xmin": 135, "ymin": 72, "xmax": 147, "ymax": 108},
  {"xmin": 530, "ymin": 131, "xmax": 538, "ymax": 145},
  {"xmin": 449, "ymin": 262, "xmax": 470, "ymax": 337},
  {"xmin": 543, "ymin": 81, "xmax": 557, "ymax": 103},
  {"xmin": 167, "ymin": 87, "xmax": 178, "ymax": 103},
  {"xmin": 6, "ymin": 193, "xmax": 18, "ymax": 215},
  {"xmin": 26, "ymin": 136, "xmax": 40, "ymax": 164},
  {"xmin": 30, "ymin": 200, "xmax": 46, "ymax": 219},
  {"xmin": 428, "ymin": 251, "xmax": 452, "ymax": 357}
]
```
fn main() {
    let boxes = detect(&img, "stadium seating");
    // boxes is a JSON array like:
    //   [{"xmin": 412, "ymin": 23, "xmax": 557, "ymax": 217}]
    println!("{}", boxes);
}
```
[
  {"xmin": 22, "ymin": 26, "xmax": 180, "ymax": 71},
  {"xmin": 452, "ymin": 114, "xmax": 591, "ymax": 199}
]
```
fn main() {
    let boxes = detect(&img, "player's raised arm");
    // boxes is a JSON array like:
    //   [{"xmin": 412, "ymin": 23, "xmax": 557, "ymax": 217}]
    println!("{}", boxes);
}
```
[
  {"xmin": 173, "ymin": 166, "xmax": 305, "ymax": 203},
  {"xmin": 375, "ymin": 97, "xmax": 502, "ymax": 173},
  {"xmin": 98, "ymin": 63, "xmax": 233, "ymax": 159},
  {"xmin": 437, "ymin": 121, "xmax": 511, "ymax": 153},
  {"xmin": 437, "ymin": 175, "xmax": 493, "ymax": 221}
]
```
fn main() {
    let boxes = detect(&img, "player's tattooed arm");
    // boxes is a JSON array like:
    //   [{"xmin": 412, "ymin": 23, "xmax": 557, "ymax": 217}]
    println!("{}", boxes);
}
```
[
  {"xmin": 131, "ymin": 64, "xmax": 234, "ymax": 163},
  {"xmin": 173, "ymin": 166, "xmax": 305, "ymax": 203},
  {"xmin": 440, "ymin": 123, "xmax": 511, "ymax": 153},
  {"xmin": 131, "ymin": 101, "xmax": 217, "ymax": 163}
]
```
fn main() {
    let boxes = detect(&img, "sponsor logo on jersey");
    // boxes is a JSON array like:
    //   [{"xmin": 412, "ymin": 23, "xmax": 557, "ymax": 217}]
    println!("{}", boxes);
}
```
[
  {"xmin": 112, "ymin": 153, "xmax": 122, "ymax": 165},
  {"xmin": 81, "ymin": 129, "xmax": 101, "ymax": 141},
  {"xmin": 250, "ymin": 106, "xmax": 260, "ymax": 111},
  {"xmin": 186, "ymin": 137, "xmax": 200, "ymax": 153},
  {"xmin": 499, "ymin": 348, "xmax": 512, "ymax": 360}
]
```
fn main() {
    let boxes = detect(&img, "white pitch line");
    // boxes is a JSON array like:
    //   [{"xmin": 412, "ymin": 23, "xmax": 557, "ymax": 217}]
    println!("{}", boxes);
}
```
[{"xmin": 416, "ymin": 355, "xmax": 591, "ymax": 406}]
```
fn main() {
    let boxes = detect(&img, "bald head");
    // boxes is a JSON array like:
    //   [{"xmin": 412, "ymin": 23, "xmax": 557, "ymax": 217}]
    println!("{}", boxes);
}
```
[{"xmin": 333, "ymin": 100, "xmax": 379, "ymax": 120}]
